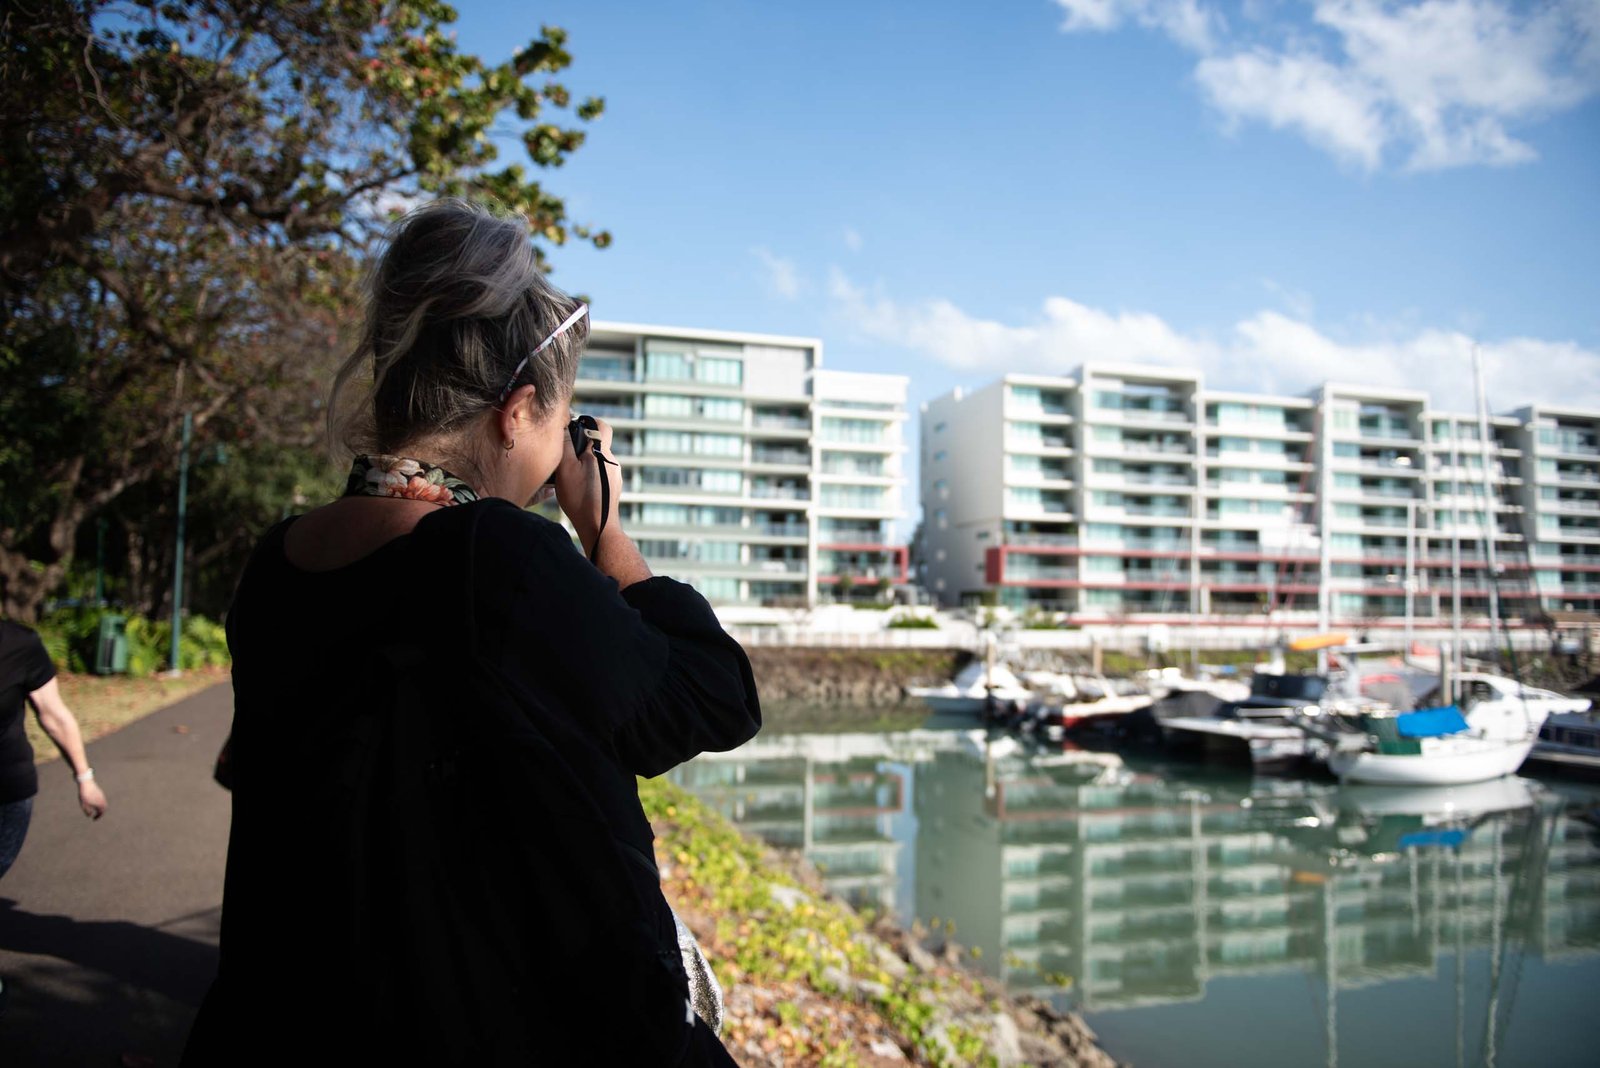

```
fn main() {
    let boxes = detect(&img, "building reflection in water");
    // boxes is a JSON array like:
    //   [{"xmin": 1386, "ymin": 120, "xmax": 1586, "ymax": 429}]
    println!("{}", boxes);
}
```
[{"xmin": 673, "ymin": 731, "xmax": 1600, "ymax": 1061}]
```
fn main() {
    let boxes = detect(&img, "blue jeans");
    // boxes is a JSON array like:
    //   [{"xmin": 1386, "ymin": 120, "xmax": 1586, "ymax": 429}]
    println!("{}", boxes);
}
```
[{"xmin": 0, "ymin": 797, "xmax": 33, "ymax": 881}]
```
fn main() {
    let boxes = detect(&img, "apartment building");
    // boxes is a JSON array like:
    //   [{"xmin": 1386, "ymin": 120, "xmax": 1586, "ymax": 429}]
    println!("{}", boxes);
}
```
[
  {"xmin": 921, "ymin": 368, "xmax": 1600, "ymax": 626},
  {"xmin": 1519, "ymin": 407, "xmax": 1600, "ymax": 613},
  {"xmin": 572, "ymin": 321, "xmax": 907, "ymax": 613}
]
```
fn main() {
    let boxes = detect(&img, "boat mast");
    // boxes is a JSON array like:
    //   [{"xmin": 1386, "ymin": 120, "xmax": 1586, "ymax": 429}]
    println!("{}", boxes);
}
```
[
  {"xmin": 1405, "ymin": 497, "xmax": 1417, "ymax": 656},
  {"xmin": 1473, "ymin": 343, "xmax": 1504, "ymax": 661},
  {"xmin": 1450, "ymin": 419, "xmax": 1464, "ymax": 691},
  {"xmin": 1318, "ymin": 388, "xmax": 1333, "ymax": 675}
]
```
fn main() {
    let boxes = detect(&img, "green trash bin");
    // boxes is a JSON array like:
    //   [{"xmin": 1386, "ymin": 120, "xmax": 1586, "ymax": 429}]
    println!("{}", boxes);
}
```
[{"xmin": 94, "ymin": 614, "xmax": 129, "ymax": 676}]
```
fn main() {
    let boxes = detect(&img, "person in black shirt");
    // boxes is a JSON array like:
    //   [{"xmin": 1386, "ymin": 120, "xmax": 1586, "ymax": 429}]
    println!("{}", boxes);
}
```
[
  {"xmin": 183, "ymin": 200, "xmax": 760, "ymax": 1066},
  {"xmin": 0, "ymin": 620, "xmax": 109, "ymax": 881}
]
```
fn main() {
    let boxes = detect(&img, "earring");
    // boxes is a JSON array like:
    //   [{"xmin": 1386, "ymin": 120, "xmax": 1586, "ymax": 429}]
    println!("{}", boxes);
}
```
[{"xmin": 504, "ymin": 438, "xmax": 515, "ymax": 452}]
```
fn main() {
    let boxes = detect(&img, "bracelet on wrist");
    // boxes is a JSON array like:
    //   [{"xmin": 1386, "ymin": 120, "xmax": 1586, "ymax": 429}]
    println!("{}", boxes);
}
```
[{"xmin": 75, "ymin": 767, "xmax": 95, "ymax": 784}]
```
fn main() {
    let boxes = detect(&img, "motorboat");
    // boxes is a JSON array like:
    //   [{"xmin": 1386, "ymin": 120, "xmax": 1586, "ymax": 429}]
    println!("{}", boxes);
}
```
[
  {"xmin": 906, "ymin": 659, "xmax": 1033, "ymax": 716},
  {"xmin": 1162, "ymin": 671, "xmax": 1384, "ymax": 772},
  {"xmin": 1528, "ymin": 708, "xmax": 1600, "ymax": 776}
]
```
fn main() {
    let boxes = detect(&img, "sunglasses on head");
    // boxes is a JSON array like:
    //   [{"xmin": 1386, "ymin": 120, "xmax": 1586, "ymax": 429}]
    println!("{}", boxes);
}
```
[{"xmin": 497, "ymin": 302, "xmax": 589, "ymax": 404}]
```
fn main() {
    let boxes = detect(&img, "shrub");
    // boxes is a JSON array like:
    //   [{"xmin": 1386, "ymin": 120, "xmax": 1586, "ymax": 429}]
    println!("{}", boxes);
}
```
[
  {"xmin": 32, "ymin": 606, "xmax": 229, "ymax": 676},
  {"xmin": 887, "ymin": 616, "xmax": 939, "ymax": 629}
]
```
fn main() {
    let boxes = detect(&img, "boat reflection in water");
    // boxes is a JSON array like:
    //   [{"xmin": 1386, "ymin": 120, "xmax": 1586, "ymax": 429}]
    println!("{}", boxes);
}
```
[{"xmin": 672, "ymin": 730, "xmax": 1600, "ymax": 1068}]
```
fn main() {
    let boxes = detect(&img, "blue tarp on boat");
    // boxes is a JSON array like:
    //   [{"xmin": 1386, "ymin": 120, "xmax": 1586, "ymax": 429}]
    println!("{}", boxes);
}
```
[
  {"xmin": 1400, "ymin": 828, "xmax": 1469, "ymax": 849},
  {"xmin": 1395, "ymin": 705, "xmax": 1470, "ymax": 738}
]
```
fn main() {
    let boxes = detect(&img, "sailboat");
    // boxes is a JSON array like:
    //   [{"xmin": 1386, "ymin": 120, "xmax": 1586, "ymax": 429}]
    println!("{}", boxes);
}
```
[{"xmin": 1320, "ymin": 349, "xmax": 1550, "ymax": 786}]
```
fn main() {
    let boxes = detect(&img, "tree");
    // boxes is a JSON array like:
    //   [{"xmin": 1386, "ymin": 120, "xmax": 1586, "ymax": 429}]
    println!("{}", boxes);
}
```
[{"xmin": 0, "ymin": 0, "xmax": 608, "ymax": 621}]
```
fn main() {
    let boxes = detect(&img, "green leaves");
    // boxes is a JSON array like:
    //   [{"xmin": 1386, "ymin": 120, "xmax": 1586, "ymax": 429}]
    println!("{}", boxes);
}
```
[{"xmin": 0, "ymin": 1, "xmax": 610, "ymax": 620}]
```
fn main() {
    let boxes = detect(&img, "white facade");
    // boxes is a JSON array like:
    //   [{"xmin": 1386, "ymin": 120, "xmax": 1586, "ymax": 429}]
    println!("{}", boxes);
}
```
[
  {"xmin": 573, "ymin": 321, "xmax": 907, "ymax": 612},
  {"xmin": 921, "ymin": 367, "xmax": 1600, "ymax": 626}
]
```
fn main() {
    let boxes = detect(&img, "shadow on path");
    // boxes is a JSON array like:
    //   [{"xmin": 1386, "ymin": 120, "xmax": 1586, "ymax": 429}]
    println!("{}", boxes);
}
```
[
  {"xmin": 0, "ymin": 898, "xmax": 217, "ymax": 1066},
  {"xmin": 0, "ymin": 897, "xmax": 218, "ymax": 1005}
]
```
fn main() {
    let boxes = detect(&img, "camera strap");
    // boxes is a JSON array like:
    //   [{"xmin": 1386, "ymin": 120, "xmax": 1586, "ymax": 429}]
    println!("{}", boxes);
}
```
[{"xmin": 574, "ymin": 416, "xmax": 619, "ymax": 565}]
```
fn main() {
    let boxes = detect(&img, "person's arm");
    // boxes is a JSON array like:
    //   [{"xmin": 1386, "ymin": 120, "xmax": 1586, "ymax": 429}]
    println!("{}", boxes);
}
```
[
  {"xmin": 472, "ymin": 503, "xmax": 760, "ymax": 777},
  {"xmin": 551, "ymin": 415, "xmax": 653, "ymax": 590},
  {"xmin": 29, "ymin": 678, "xmax": 108, "ymax": 819}
]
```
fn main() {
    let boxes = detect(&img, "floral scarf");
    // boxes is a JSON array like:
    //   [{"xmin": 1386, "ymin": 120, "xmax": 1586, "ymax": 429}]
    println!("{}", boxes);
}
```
[{"xmin": 344, "ymin": 455, "xmax": 481, "ymax": 506}]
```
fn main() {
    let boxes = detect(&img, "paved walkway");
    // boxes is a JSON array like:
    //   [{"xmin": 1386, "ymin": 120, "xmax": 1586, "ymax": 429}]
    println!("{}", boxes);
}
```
[{"xmin": 0, "ymin": 682, "xmax": 233, "ymax": 1066}]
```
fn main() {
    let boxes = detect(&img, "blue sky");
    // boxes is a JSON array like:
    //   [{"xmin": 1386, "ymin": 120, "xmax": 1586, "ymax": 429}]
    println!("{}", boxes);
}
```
[{"xmin": 451, "ymin": 0, "xmax": 1599, "ymax": 418}]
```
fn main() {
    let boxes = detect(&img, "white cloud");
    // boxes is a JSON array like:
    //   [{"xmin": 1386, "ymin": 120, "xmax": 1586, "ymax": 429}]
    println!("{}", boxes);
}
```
[
  {"xmin": 842, "ymin": 227, "xmax": 864, "ymax": 252},
  {"xmin": 1055, "ymin": 0, "xmax": 1222, "ymax": 51},
  {"xmin": 1054, "ymin": 0, "xmax": 1600, "ymax": 171},
  {"xmin": 1196, "ymin": 49, "xmax": 1387, "ymax": 168},
  {"xmin": 829, "ymin": 270, "xmax": 1600, "ymax": 412},
  {"xmin": 751, "ymin": 246, "xmax": 804, "ymax": 299}
]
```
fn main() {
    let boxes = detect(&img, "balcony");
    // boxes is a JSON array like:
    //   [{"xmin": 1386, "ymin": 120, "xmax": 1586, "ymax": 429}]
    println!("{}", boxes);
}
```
[
  {"xmin": 1085, "ymin": 539, "xmax": 1190, "ymax": 553},
  {"xmin": 1008, "ymin": 434, "xmax": 1074, "ymax": 452},
  {"xmin": 576, "ymin": 365, "xmax": 636, "ymax": 382},
  {"xmin": 1116, "ymin": 441, "xmax": 1193, "ymax": 456},
  {"xmin": 751, "ymin": 484, "xmax": 811, "ymax": 501},
  {"xmin": 822, "ymin": 526, "xmax": 887, "ymax": 543},
  {"xmin": 1004, "ymin": 564, "xmax": 1079, "ymax": 583},
  {"xmin": 582, "ymin": 402, "xmax": 638, "ymax": 420},
  {"xmin": 750, "ymin": 523, "xmax": 810, "ymax": 539},
  {"xmin": 753, "ymin": 413, "xmax": 812, "ymax": 431},
  {"xmin": 1539, "ymin": 432, "xmax": 1600, "ymax": 456},
  {"xmin": 748, "ymin": 559, "xmax": 808, "ymax": 574},
  {"xmin": 1007, "ymin": 533, "xmax": 1078, "ymax": 548},
  {"xmin": 751, "ymin": 447, "xmax": 811, "ymax": 467}
]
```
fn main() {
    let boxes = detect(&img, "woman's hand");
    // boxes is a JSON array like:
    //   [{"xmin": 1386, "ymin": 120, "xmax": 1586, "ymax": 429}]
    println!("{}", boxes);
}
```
[
  {"xmin": 78, "ymin": 779, "xmax": 107, "ymax": 820},
  {"xmin": 552, "ymin": 415, "xmax": 623, "ymax": 555}
]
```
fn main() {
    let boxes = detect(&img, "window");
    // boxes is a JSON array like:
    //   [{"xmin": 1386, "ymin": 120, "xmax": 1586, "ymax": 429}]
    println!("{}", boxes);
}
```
[
  {"xmin": 643, "ymin": 430, "xmax": 691, "ymax": 455},
  {"xmin": 821, "ymin": 417, "xmax": 886, "ymax": 444},
  {"xmin": 1008, "ymin": 487, "xmax": 1043, "ymax": 510},
  {"xmin": 701, "ymin": 469, "xmax": 742, "ymax": 493},
  {"xmin": 696, "ymin": 577, "xmax": 741, "ymax": 602},
  {"xmin": 1007, "ymin": 421, "xmax": 1044, "ymax": 445},
  {"xmin": 1008, "ymin": 455, "xmax": 1042, "ymax": 477},
  {"xmin": 644, "ymin": 394, "xmax": 695, "ymax": 418},
  {"xmin": 644, "ymin": 347, "xmax": 692, "ymax": 381},
  {"xmin": 701, "ymin": 540, "xmax": 741, "ymax": 563},
  {"xmin": 821, "ymin": 484, "xmax": 887, "ymax": 509},
  {"xmin": 695, "ymin": 356, "xmax": 742, "ymax": 386},
  {"xmin": 702, "ymin": 397, "xmax": 744, "ymax": 422},
  {"xmin": 933, "ymin": 449, "xmax": 948, "ymax": 462}
]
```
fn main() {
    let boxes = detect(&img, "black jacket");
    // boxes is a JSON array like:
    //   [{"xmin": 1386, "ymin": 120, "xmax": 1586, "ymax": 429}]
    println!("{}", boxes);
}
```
[{"xmin": 184, "ymin": 499, "xmax": 760, "ymax": 1065}]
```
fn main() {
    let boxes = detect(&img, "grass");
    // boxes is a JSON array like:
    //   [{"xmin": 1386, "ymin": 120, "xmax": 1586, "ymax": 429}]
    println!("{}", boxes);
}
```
[{"xmin": 26, "ymin": 668, "xmax": 228, "ymax": 764}]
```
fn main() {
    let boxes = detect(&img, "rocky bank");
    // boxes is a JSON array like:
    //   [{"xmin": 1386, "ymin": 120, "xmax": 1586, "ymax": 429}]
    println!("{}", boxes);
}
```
[{"xmin": 642, "ymin": 778, "xmax": 1122, "ymax": 1068}]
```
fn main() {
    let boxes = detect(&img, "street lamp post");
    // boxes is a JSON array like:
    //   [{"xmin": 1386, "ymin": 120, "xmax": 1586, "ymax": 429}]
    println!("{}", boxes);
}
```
[{"xmin": 169, "ymin": 412, "xmax": 192, "ymax": 674}]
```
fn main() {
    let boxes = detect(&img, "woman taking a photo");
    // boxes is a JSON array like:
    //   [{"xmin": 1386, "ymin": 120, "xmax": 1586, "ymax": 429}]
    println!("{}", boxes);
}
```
[{"xmin": 184, "ymin": 200, "xmax": 760, "ymax": 1065}]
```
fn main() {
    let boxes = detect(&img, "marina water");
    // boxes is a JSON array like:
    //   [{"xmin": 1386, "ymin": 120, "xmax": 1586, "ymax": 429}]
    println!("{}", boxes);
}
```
[{"xmin": 672, "ymin": 719, "xmax": 1600, "ymax": 1067}]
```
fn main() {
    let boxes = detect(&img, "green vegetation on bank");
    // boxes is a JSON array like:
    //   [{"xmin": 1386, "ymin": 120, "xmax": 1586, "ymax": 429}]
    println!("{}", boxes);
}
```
[{"xmin": 639, "ymin": 777, "xmax": 1000, "ymax": 1067}]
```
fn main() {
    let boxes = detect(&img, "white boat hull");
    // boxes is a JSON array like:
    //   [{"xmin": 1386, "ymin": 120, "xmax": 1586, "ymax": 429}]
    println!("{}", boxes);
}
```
[
  {"xmin": 1328, "ymin": 737, "xmax": 1535, "ymax": 786},
  {"xmin": 909, "ymin": 687, "xmax": 1033, "ymax": 716}
]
